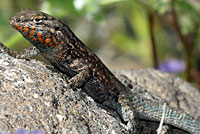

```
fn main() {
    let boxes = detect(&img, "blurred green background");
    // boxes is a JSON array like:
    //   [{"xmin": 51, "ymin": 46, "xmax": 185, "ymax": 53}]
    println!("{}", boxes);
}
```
[{"xmin": 0, "ymin": 0, "xmax": 200, "ymax": 88}]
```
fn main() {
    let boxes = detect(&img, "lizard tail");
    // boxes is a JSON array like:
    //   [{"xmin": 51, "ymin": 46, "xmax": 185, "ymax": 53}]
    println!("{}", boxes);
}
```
[{"xmin": 134, "ymin": 98, "xmax": 200, "ymax": 134}]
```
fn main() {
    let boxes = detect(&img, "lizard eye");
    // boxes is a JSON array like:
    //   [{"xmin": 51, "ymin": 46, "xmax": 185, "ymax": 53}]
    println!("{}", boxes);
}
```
[
  {"xmin": 33, "ymin": 18, "xmax": 43, "ymax": 24},
  {"xmin": 15, "ymin": 18, "xmax": 20, "ymax": 22}
]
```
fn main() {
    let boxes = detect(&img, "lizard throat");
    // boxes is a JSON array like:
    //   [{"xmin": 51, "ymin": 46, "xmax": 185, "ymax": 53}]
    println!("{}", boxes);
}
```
[{"xmin": 9, "ymin": 20, "xmax": 63, "ymax": 49}]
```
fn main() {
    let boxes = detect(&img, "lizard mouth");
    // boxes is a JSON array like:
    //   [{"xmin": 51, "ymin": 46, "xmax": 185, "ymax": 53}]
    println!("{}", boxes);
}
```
[
  {"xmin": 9, "ymin": 17, "xmax": 23, "ymax": 31},
  {"xmin": 9, "ymin": 17, "xmax": 15, "ymax": 27}
]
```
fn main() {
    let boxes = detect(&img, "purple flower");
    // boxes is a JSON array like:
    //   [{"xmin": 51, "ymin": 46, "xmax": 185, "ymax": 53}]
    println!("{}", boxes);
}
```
[
  {"xmin": 16, "ymin": 128, "xmax": 28, "ymax": 134},
  {"xmin": 159, "ymin": 59, "xmax": 186, "ymax": 73},
  {"xmin": 0, "ymin": 129, "xmax": 44, "ymax": 134},
  {"xmin": 0, "ymin": 132, "xmax": 9, "ymax": 134},
  {"xmin": 15, "ymin": 128, "xmax": 44, "ymax": 134},
  {"xmin": 30, "ymin": 130, "xmax": 44, "ymax": 134}
]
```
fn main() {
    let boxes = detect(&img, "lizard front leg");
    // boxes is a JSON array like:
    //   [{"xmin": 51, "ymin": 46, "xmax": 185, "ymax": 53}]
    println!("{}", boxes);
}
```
[
  {"xmin": 67, "ymin": 69, "xmax": 91, "ymax": 89},
  {"xmin": 49, "ymin": 58, "xmax": 92, "ymax": 89}
]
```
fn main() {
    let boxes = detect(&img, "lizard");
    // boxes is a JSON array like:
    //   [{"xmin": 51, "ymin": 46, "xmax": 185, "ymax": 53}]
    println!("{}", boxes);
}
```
[{"xmin": 5, "ymin": 9, "xmax": 200, "ymax": 133}]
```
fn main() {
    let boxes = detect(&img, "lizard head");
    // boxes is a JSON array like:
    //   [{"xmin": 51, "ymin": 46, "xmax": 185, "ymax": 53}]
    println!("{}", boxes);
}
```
[{"xmin": 9, "ymin": 9, "xmax": 66, "ymax": 49}]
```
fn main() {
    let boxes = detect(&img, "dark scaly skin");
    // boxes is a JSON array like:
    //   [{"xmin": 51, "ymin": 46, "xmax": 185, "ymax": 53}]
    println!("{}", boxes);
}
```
[
  {"xmin": 9, "ymin": 9, "xmax": 125, "ymax": 103},
  {"xmin": 9, "ymin": 9, "xmax": 200, "ymax": 134}
]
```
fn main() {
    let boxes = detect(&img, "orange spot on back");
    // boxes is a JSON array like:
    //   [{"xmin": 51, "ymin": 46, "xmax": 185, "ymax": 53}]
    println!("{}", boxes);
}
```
[
  {"xmin": 15, "ymin": 24, "xmax": 19, "ymax": 29},
  {"xmin": 55, "ymin": 41, "xmax": 59, "ymax": 45},
  {"xmin": 45, "ymin": 38, "xmax": 51, "ymax": 44},
  {"xmin": 30, "ymin": 30, "xmax": 35, "ymax": 36},
  {"xmin": 24, "ymin": 27, "xmax": 29, "ymax": 33},
  {"xmin": 37, "ymin": 32, "xmax": 42, "ymax": 37},
  {"xmin": 60, "ymin": 41, "xmax": 64, "ymax": 44},
  {"xmin": 33, "ymin": 37, "xmax": 37, "ymax": 41},
  {"xmin": 62, "ymin": 54, "xmax": 67, "ymax": 58},
  {"xmin": 49, "ymin": 43, "xmax": 55, "ymax": 47},
  {"xmin": 36, "ymin": 32, "xmax": 43, "ymax": 43},
  {"xmin": 38, "ymin": 37, "xmax": 43, "ymax": 43},
  {"xmin": 77, "ymin": 68, "xmax": 81, "ymax": 71},
  {"xmin": 29, "ymin": 35, "xmax": 32, "ymax": 38},
  {"xmin": 46, "ymin": 34, "xmax": 51, "ymax": 38},
  {"xmin": 52, "ymin": 37, "xmax": 59, "ymax": 45},
  {"xmin": 59, "ymin": 46, "xmax": 63, "ymax": 50},
  {"xmin": 59, "ymin": 49, "xmax": 68, "ymax": 57},
  {"xmin": 18, "ymin": 26, "xmax": 23, "ymax": 31}
]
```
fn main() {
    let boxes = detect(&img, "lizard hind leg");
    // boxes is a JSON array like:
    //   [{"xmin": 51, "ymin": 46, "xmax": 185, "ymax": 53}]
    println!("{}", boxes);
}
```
[
  {"xmin": 103, "ymin": 96, "xmax": 140, "ymax": 134},
  {"xmin": 118, "ymin": 100, "xmax": 139, "ymax": 134}
]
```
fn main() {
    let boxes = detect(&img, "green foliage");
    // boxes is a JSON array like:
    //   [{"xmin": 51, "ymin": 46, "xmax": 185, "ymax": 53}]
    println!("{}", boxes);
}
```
[
  {"xmin": 111, "ymin": 1, "xmax": 152, "ymax": 64},
  {"xmin": 42, "ymin": 0, "xmax": 103, "ymax": 21},
  {"xmin": 174, "ymin": 0, "xmax": 200, "ymax": 34},
  {"xmin": 42, "ymin": 0, "xmax": 77, "ymax": 17},
  {"xmin": 147, "ymin": 0, "xmax": 170, "ymax": 14},
  {"xmin": 175, "ymin": 0, "xmax": 200, "ymax": 21}
]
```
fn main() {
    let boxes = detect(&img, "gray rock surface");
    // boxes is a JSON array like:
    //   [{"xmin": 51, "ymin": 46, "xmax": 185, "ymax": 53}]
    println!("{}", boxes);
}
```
[
  {"xmin": 0, "ymin": 52, "xmax": 127, "ymax": 134},
  {"xmin": 0, "ymin": 50, "xmax": 199, "ymax": 134}
]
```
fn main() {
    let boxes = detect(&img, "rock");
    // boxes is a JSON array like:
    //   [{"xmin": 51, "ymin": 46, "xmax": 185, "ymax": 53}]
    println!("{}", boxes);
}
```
[
  {"xmin": 0, "ymin": 49, "xmax": 199, "ymax": 134},
  {"xmin": 0, "ymin": 52, "xmax": 127, "ymax": 134}
]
